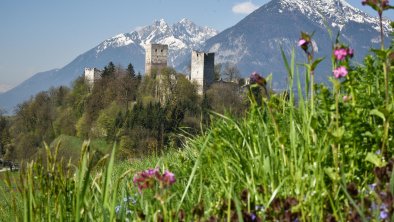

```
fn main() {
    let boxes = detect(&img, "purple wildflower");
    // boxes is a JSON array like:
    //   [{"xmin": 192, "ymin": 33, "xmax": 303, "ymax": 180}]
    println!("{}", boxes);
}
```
[
  {"xmin": 143, "ymin": 168, "xmax": 160, "ymax": 178},
  {"xmin": 133, "ymin": 168, "xmax": 159, "ymax": 191},
  {"xmin": 333, "ymin": 66, "xmax": 348, "ymax": 78},
  {"xmin": 161, "ymin": 170, "xmax": 176, "ymax": 186},
  {"xmin": 115, "ymin": 205, "xmax": 121, "ymax": 214},
  {"xmin": 382, "ymin": 0, "xmax": 389, "ymax": 7},
  {"xmin": 250, "ymin": 213, "xmax": 257, "ymax": 221},
  {"xmin": 368, "ymin": 183, "xmax": 377, "ymax": 191},
  {"xmin": 250, "ymin": 72, "xmax": 266, "ymax": 86},
  {"xmin": 380, "ymin": 209, "xmax": 389, "ymax": 220},
  {"xmin": 123, "ymin": 196, "xmax": 137, "ymax": 205}
]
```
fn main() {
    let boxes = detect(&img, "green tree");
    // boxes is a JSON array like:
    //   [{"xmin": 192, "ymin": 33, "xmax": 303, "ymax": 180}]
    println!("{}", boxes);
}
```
[
  {"xmin": 137, "ymin": 72, "xmax": 142, "ymax": 81},
  {"xmin": 95, "ymin": 102, "xmax": 123, "ymax": 141},
  {"xmin": 0, "ymin": 109, "xmax": 10, "ymax": 156},
  {"xmin": 127, "ymin": 63, "xmax": 136, "ymax": 78},
  {"xmin": 101, "ymin": 62, "xmax": 116, "ymax": 78},
  {"xmin": 206, "ymin": 82, "xmax": 246, "ymax": 116}
]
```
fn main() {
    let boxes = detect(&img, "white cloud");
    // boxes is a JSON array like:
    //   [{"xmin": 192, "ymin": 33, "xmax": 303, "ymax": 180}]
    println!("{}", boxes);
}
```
[
  {"xmin": 232, "ymin": 1, "xmax": 259, "ymax": 14},
  {"xmin": 0, "ymin": 84, "xmax": 13, "ymax": 93},
  {"xmin": 134, "ymin": 26, "xmax": 145, "ymax": 31}
]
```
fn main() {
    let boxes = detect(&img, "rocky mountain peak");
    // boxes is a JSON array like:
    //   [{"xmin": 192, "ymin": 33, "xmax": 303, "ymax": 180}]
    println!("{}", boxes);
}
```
[
  {"xmin": 203, "ymin": 0, "xmax": 392, "ymax": 89},
  {"xmin": 268, "ymin": 0, "xmax": 391, "ymax": 32}
]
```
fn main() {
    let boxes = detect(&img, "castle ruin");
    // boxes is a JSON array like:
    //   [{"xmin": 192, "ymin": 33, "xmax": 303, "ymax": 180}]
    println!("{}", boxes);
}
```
[
  {"xmin": 145, "ymin": 44, "xmax": 168, "ymax": 76},
  {"xmin": 190, "ymin": 51, "xmax": 215, "ymax": 95},
  {"xmin": 84, "ymin": 68, "xmax": 103, "ymax": 86}
]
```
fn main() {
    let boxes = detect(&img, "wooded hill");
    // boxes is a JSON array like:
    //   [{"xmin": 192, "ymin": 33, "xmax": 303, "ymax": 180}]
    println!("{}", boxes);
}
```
[{"xmin": 0, "ymin": 62, "xmax": 248, "ymax": 162}]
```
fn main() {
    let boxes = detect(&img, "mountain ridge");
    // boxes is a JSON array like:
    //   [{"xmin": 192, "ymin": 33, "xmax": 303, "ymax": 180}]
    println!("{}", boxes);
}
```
[
  {"xmin": 0, "ymin": 19, "xmax": 217, "ymax": 113},
  {"xmin": 203, "ymin": 0, "xmax": 391, "ymax": 89}
]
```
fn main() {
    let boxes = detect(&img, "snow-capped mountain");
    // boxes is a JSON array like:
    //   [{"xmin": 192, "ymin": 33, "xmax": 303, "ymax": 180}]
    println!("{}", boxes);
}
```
[
  {"xmin": 0, "ymin": 19, "xmax": 217, "ymax": 113},
  {"xmin": 278, "ymin": 0, "xmax": 391, "ymax": 32},
  {"xmin": 203, "ymin": 0, "xmax": 392, "ymax": 89},
  {"xmin": 95, "ymin": 18, "xmax": 217, "ymax": 68}
]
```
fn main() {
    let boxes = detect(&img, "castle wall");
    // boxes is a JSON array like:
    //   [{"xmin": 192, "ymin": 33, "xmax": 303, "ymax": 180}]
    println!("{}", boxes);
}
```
[
  {"xmin": 145, "ymin": 44, "xmax": 168, "ymax": 76},
  {"xmin": 190, "ymin": 51, "xmax": 215, "ymax": 95}
]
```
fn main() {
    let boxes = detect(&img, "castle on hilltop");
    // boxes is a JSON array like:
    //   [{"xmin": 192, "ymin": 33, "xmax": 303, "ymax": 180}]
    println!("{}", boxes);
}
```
[
  {"xmin": 143, "ymin": 44, "xmax": 215, "ymax": 95},
  {"xmin": 85, "ymin": 43, "xmax": 220, "ymax": 96}
]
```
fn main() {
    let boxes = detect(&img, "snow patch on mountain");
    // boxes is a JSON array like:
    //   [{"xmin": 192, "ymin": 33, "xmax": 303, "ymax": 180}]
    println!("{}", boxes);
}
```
[
  {"xmin": 96, "ymin": 34, "xmax": 134, "ymax": 54},
  {"xmin": 94, "ymin": 18, "xmax": 218, "ymax": 68},
  {"xmin": 277, "ymin": 0, "xmax": 391, "ymax": 33}
]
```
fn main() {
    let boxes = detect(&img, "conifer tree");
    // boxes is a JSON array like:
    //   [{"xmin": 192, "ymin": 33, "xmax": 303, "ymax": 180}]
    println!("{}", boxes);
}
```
[
  {"xmin": 101, "ymin": 62, "xmax": 116, "ymax": 78},
  {"xmin": 127, "ymin": 63, "xmax": 136, "ymax": 78}
]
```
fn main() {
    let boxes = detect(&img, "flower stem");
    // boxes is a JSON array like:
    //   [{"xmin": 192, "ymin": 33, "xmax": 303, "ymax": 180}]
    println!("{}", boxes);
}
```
[
  {"xmin": 379, "ymin": 10, "xmax": 389, "ymax": 156},
  {"xmin": 383, "ymin": 62, "xmax": 389, "ymax": 107},
  {"xmin": 379, "ymin": 13, "xmax": 384, "ymax": 50},
  {"xmin": 310, "ymin": 72, "xmax": 314, "ymax": 115}
]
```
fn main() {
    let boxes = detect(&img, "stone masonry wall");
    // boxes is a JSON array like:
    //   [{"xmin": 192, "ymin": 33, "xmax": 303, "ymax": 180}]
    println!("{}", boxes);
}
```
[
  {"xmin": 145, "ymin": 44, "xmax": 168, "ymax": 76},
  {"xmin": 190, "ymin": 51, "xmax": 215, "ymax": 95},
  {"xmin": 84, "ymin": 68, "xmax": 103, "ymax": 86}
]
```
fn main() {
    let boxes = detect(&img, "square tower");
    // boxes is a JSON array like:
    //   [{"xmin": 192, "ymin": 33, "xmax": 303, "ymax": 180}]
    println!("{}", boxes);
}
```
[
  {"xmin": 84, "ymin": 68, "xmax": 103, "ymax": 86},
  {"xmin": 190, "ymin": 51, "xmax": 215, "ymax": 95},
  {"xmin": 145, "ymin": 44, "xmax": 168, "ymax": 76}
]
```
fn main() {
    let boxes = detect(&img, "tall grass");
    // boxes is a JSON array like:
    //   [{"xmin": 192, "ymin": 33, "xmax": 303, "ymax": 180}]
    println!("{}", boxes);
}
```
[{"xmin": 2, "ymin": 29, "xmax": 393, "ymax": 222}]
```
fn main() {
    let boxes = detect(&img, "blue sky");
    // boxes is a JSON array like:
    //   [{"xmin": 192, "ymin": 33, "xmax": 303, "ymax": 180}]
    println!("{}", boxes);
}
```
[{"xmin": 0, "ymin": 0, "xmax": 393, "ymax": 92}]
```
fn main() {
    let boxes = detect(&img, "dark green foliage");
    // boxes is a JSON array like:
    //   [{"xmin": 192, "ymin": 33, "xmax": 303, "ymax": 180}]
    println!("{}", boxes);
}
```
[
  {"xmin": 0, "ymin": 110, "xmax": 12, "ymax": 159},
  {"xmin": 127, "ymin": 63, "xmax": 135, "ymax": 78},
  {"xmin": 3, "ymin": 65, "xmax": 248, "ymax": 161},
  {"xmin": 101, "ymin": 62, "xmax": 116, "ymax": 78}
]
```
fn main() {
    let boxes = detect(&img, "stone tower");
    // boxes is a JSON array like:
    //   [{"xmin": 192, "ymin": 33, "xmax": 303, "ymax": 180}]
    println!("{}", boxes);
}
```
[
  {"xmin": 190, "ymin": 51, "xmax": 215, "ymax": 95},
  {"xmin": 145, "ymin": 44, "xmax": 168, "ymax": 76},
  {"xmin": 84, "ymin": 68, "xmax": 103, "ymax": 87}
]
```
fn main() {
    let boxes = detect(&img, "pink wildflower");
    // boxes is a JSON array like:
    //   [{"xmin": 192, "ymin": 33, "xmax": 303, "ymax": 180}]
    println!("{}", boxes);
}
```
[
  {"xmin": 133, "ymin": 168, "xmax": 159, "ymax": 191},
  {"xmin": 298, "ymin": 38, "xmax": 310, "ymax": 52},
  {"xmin": 343, "ymin": 95, "xmax": 352, "ymax": 102},
  {"xmin": 347, "ymin": 48, "xmax": 354, "ymax": 58},
  {"xmin": 298, "ymin": 39, "xmax": 307, "ymax": 46},
  {"xmin": 333, "ymin": 66, "xmax": 348, "ymax": 78},
  {"xmin": 334, "ymin": 48, "xmax": 348, "ymax": 60},
  {"xmin": 133, "ymin": 168, "xmax": 176, "ymax": 191}
]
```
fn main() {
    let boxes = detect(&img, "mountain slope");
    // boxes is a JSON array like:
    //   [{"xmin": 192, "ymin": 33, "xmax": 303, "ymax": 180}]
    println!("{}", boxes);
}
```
[
  {"xmin": 0, "ymin": 19, "xmax": 217, "ymax": 113},
  {"xmin": 203, "ymin": 0, "xmax": 392, "ymax": 89}
]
